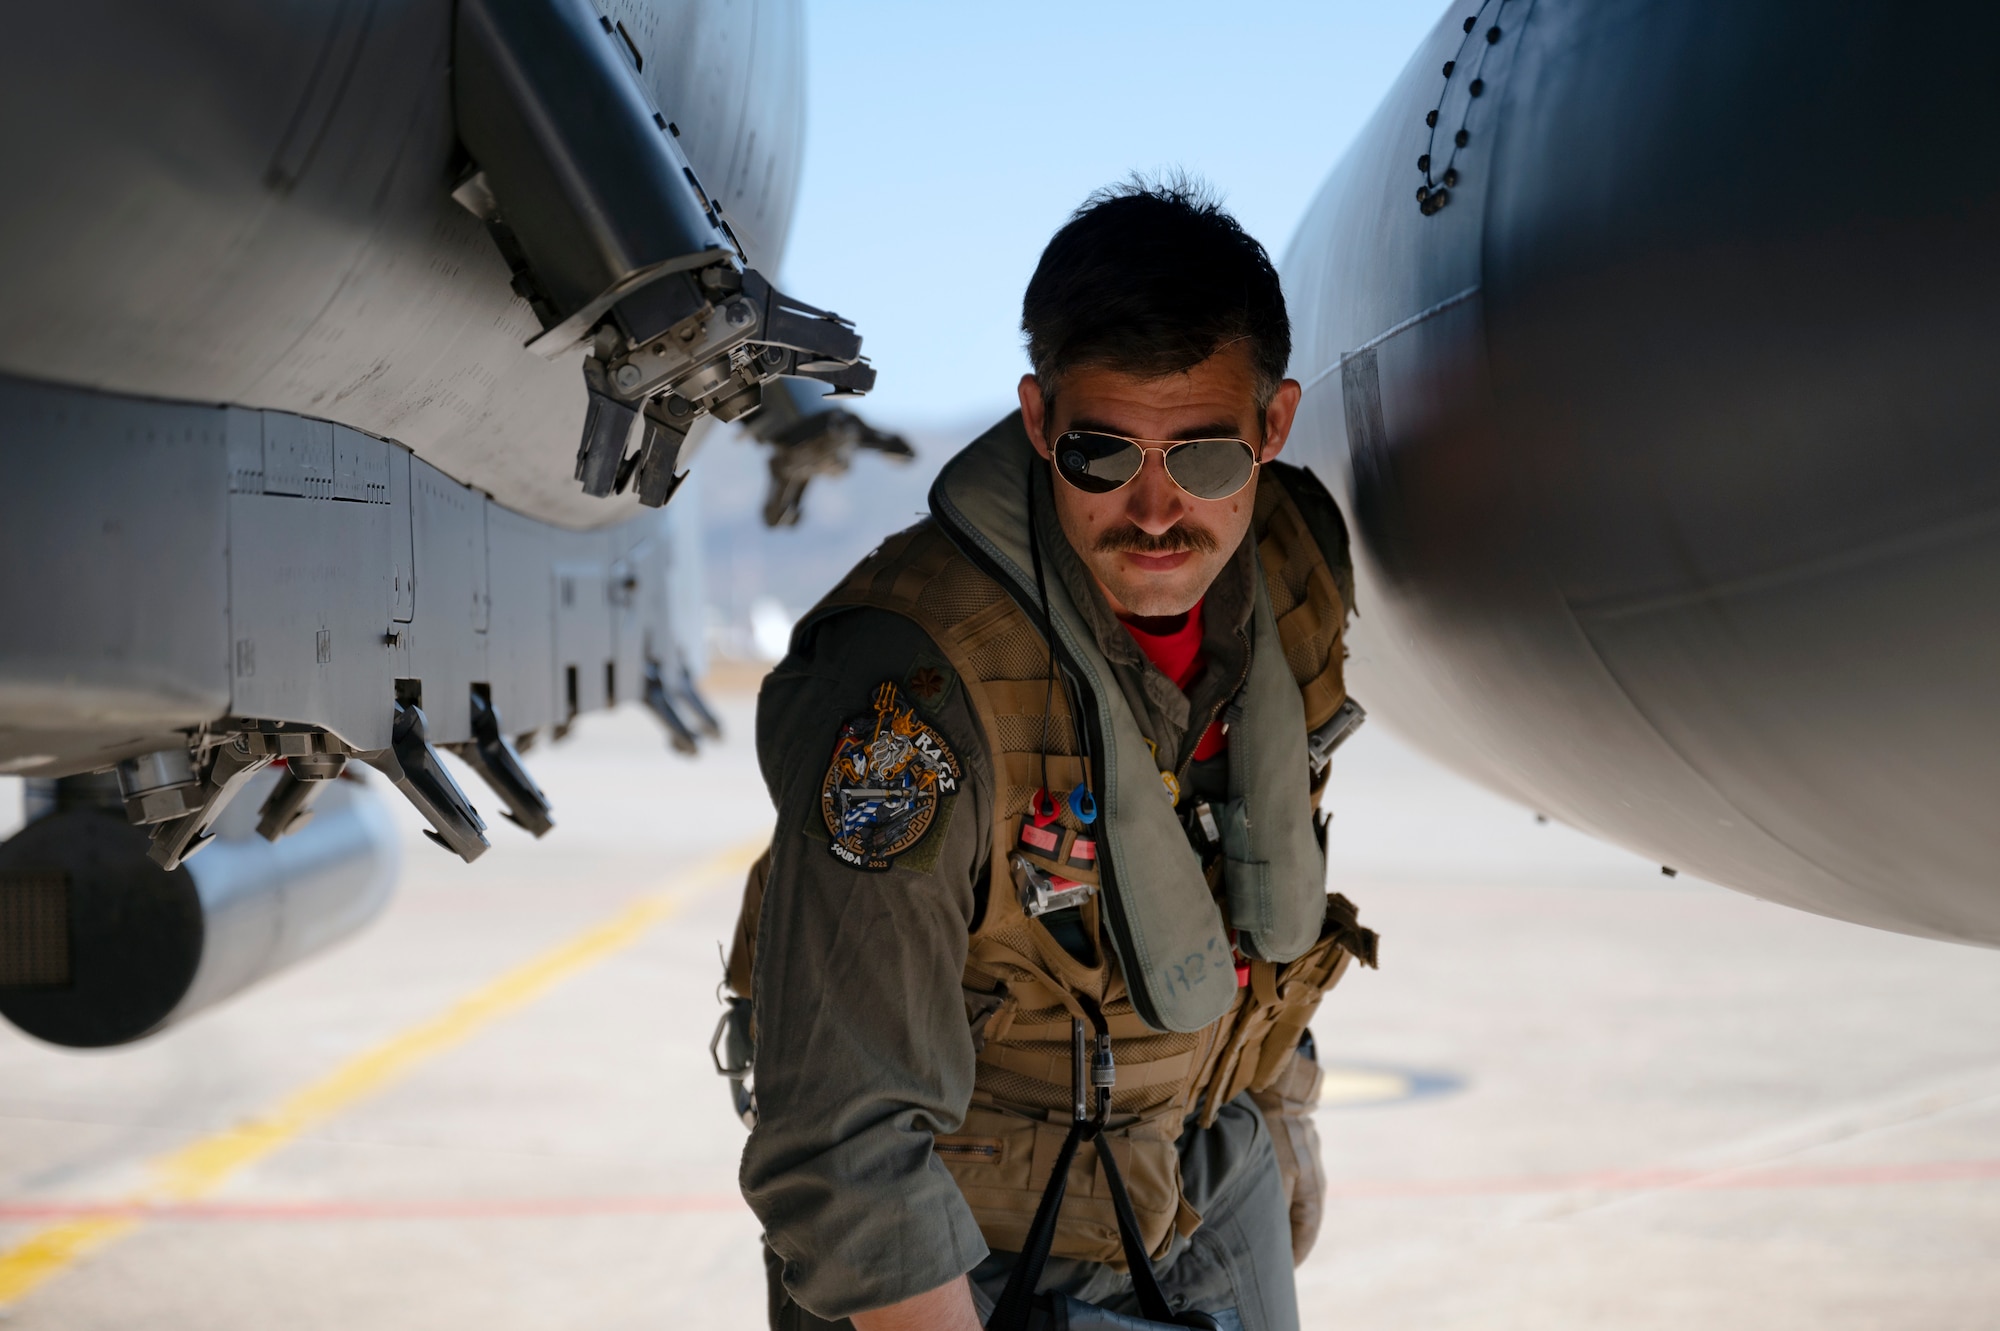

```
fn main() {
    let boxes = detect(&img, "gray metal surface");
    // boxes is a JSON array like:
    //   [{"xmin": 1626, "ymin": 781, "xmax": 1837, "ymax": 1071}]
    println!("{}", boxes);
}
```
[
  {"xmin": 0, "ymin": 387, "xmax": 232, "ymax": 767},
  {"xmin": 173, "ymin": 772, "xmax": 401, "ymax": 1035},
  {"xmin": 0, "ymin": 0, "xmax": 883, "ymax": 1043},
  {"xmin": 0, "ymin": 373, "xmax": 701, "ymax": 784},
  {"xmin": 1280, "ymin": 0, "xmax": 2000, "ymax": 943},
  {"xmin": 0, "ymin": 0, "xmax": 806, "ymax": 531}
]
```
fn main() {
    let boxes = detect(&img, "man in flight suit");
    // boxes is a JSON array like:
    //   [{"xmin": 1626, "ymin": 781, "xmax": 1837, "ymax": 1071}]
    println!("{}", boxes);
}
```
[{"xmin": 731, "ymin": 180, "xmax": 1373, "ymax": 1331}]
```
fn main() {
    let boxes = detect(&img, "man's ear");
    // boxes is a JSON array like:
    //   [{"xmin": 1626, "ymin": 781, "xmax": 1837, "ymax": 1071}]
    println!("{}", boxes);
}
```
[
  {"xmin": 1018, "ymin": 375, "xmax": 1053, "ymax": 459},
  {"xmin": 1260, "ymin": 379, "xmax": 1303, "ymax": 463}
]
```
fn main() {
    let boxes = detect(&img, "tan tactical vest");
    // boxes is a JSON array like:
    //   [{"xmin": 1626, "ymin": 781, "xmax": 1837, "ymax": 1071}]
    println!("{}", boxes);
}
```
[{"xmin": 729, "ymin": 467, "xmax": 1376, "ymax": 1269}]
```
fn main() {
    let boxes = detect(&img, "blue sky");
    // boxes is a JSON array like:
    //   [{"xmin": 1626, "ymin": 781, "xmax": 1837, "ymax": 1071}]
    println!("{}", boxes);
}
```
[{"xmin": 779, "ymin": 0, "xmax": 1445, "ymax": 429}]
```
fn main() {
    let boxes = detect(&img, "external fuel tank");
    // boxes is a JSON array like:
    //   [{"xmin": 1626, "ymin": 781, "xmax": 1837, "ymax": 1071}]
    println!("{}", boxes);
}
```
[{"xmin": 1281, "ymin": 0, "xmax": 2000, "ymax": 944}]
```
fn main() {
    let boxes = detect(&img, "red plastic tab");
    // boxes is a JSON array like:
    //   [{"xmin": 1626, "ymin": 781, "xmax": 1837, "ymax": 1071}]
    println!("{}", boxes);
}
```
[{"xmin": 1019, "ymin": 822, "xmax": 1060, "ymax": 853}]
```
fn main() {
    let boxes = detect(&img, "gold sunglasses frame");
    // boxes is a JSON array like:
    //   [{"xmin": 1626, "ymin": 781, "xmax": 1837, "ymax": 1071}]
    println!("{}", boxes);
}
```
[{"xmin": 1049, "ymin": 430, "xmax": 1262, "ymax": 501}]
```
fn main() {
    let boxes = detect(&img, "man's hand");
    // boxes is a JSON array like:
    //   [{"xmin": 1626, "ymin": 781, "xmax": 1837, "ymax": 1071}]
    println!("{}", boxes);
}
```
[{"xmin": 850, "ymin": 1274, "xmax": 983, "ymax": 1331}]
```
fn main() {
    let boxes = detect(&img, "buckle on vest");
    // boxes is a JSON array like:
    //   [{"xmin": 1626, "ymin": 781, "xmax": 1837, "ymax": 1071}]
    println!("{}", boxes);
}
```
[
  {"xmin": 1012, "ymin": 853, "xmax": 1097, "ymax": 918},
  {"xmin": 1307, "ymin": 696, "xmax": 1368, "ymax": 777}
]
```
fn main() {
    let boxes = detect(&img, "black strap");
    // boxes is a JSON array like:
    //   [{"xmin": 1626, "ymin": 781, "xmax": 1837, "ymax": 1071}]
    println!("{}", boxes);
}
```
[
  {"xmin": 986, "ymin": 1117, "xmax": 1085, "ymax": 1331},
  {"xmin": 986, "ymin": 1120, "xmax": 1180, "ymax": 1330},
  {"xmin": 1095, "ymin": 1130, "xmax": 1178, "ymax": 1323}
]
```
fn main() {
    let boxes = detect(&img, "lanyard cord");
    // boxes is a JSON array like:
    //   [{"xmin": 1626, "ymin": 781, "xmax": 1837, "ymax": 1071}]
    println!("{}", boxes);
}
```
[
  {"xmin": 986, "ymin": 998, "xmax": 1187, "ymax": 1330},
  {"xmin": 1026, "ymin": 466, "xmax": 1058, "ymax": 800}
]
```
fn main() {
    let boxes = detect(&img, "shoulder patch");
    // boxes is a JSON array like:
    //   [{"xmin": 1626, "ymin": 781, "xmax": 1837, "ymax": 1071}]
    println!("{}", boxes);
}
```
[
  {"xmin": 903, "ymin": 651, "xmax": 959, "ymax": 713},
  {"xmin": 820, "ymin": 681, "xmax": 962, "ymax": 871}
]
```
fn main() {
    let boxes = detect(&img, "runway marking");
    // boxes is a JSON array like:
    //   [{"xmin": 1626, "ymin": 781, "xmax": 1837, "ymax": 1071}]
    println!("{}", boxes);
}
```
[
  {"xmin": 0, "ymin": 838, "xmax": 764, "ymax": 1309},
  {"xmin": 1323, "ymin": 1157, "xmax": 2000, "ymax": 1199},
  {"xmin": 1319, "ymin": 1064, "xmax": 1464, "ymax": 1109},
  {"xmin": 4, "ymin": 1152, "xmax": 1997, "ymax": 1228},
  {"xmin": 1320, "ymin": 1067, "xmax": 1413, "ymax": 1106},
  {"xmin": 0, "ymin": 1195, "xmax": 750, "ymax": 1222}
]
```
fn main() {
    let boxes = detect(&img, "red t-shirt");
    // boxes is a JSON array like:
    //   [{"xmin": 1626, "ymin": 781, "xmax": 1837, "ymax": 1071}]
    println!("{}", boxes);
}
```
[{"xmin": 1119, "ymin": 600, "xmax": 1227, "ymax": 762}]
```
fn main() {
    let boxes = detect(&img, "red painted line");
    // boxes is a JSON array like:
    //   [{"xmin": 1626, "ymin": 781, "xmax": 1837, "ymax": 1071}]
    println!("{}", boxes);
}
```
[
  {"xmin": 2, "ymin": 1158, "xmax": 1994, "ymax": 1225},
  {"xmin": 1325, "ymin": 1158, "xmax": 2000, "ymax": 1200}
]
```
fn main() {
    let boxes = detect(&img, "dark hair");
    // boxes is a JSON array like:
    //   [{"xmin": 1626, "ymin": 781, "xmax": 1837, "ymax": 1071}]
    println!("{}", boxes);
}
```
[{"xmin": 1021, "ymin": 174, "xmax": 1291, "ymax": 412}]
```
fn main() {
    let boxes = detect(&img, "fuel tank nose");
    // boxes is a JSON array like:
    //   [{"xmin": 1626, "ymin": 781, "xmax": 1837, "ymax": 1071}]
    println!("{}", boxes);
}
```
[{"xmin": 0, "ymin": 770, "xmax": 400, "ymax": 1048}]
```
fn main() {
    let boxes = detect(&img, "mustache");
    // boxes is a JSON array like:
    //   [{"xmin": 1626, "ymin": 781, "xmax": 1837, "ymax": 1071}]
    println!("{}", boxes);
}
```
[{"xmin": 1092, "ymin": 522, "xmax": 1221, "ymax": 556}]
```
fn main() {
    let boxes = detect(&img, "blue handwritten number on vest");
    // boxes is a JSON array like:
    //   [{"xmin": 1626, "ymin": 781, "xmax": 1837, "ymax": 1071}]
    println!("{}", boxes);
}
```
[{"xmin": 1163, "ymin": 936, "xmax": 1232, "ymax": 996}]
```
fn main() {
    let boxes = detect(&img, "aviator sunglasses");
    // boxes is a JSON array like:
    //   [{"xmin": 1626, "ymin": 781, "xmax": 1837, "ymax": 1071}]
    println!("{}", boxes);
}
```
[{"xmin": 1051, "ymin": 430, "xmax": 1261, "ymax": 501}]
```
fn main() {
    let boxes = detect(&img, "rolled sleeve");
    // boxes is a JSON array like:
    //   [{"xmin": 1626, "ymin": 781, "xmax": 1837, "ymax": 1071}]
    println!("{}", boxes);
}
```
[{"xmin": 740, "ymin": 608, "xmax": 993, "ymax": 1320}]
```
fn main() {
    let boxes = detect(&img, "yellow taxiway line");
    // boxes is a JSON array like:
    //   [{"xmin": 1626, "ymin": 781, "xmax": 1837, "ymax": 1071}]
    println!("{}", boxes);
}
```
[{"xmin": 0, "ymin": 838, "xmax": 764, "ymax": 1309}]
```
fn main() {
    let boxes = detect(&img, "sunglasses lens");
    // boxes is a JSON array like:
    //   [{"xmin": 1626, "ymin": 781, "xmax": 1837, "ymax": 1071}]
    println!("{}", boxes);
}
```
[
  {"xmin": 1164, "ymin": 438, "xmax": 1258, "ymax": 500},
  {"xmin": 1054, "ymin": 432, "xmax": 1143, "ymax": 493}
]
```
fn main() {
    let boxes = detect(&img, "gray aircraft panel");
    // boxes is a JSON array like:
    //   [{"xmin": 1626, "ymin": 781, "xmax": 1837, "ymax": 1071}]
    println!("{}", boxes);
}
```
[
  {"xmin": 226, "ymin": 488, "xmax": 398, "ymax": 753},
  {"xmin": 0, "ymin": 373, "xmax": 684, "ymax": 781},
  {"xmin": 553, "ymin": 561, "xmax": 618, "ymax": 721},
  {"xmin": 0, "ymin": 380, "xmax": 231, "ymax": 767},
  {"xmin": 407, "ymin": 456, "xmax": 493, "ymax": 745},
  {"xmin": 0, "ymin": 0, "xmax": 812, "ymax": 532},
  {"xmin": 605, "ymin": 0, "xmax": 808, "ymax": 269},
  {"xmin": 0, "ymin": 0, "xmax": 873, "ymax": 1045},
  {"xmin": 390, "ymin": 448, "xmax": 417, "ymax": 624},
  {"xmin": 484, "ymin": 506, "xmax": 562, "ymax": 736}
]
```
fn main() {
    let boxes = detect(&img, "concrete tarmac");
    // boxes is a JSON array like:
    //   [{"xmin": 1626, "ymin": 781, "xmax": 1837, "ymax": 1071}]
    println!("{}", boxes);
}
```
[{"xmin": 1, "ymin": 683, "xmax": 1996, "ymax": 1329}]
